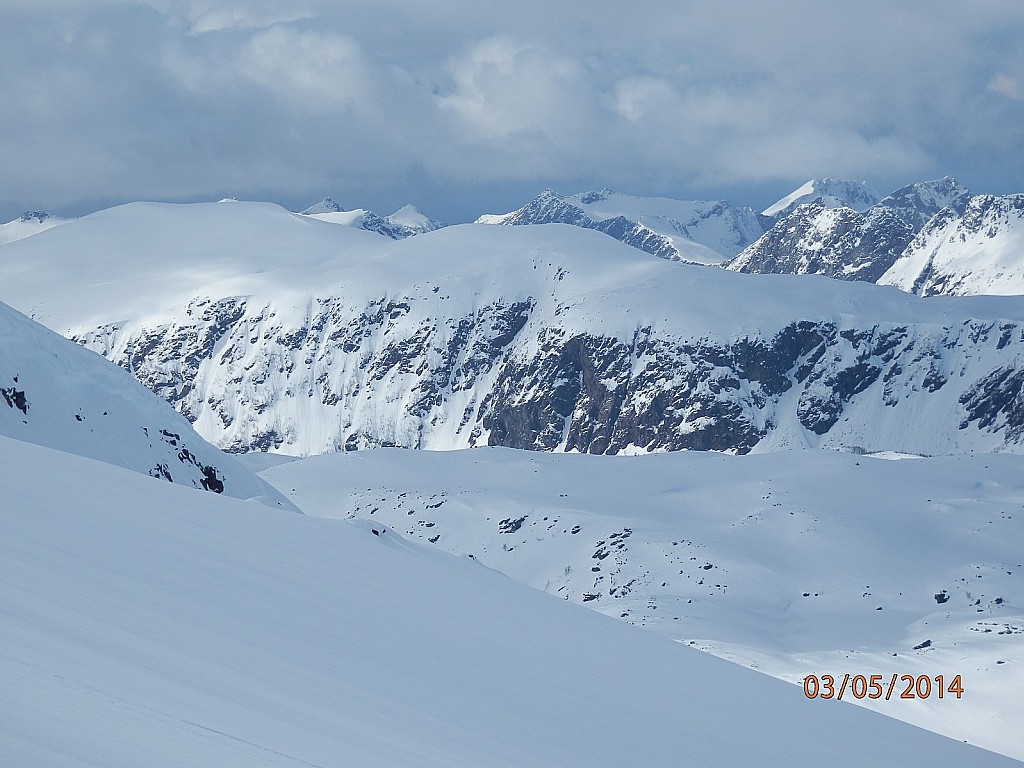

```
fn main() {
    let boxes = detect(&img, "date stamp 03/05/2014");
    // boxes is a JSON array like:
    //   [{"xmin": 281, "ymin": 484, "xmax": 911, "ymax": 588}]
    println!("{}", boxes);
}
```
[{"xmin": 803, "ymin": 674, "xmax": 964, "ymax": 702}]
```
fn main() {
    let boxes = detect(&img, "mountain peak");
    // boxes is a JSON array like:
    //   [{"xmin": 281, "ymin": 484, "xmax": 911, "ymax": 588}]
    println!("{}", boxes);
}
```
[
  {"xmin": 762, "ymin": 178, "xmax": 880, "ymax": 218},
  {"xmin": 387, "ymin": 204, "xmax": 444, "ymax": 234},
  {"xmin": 871, "ymin": 177, "xmax": 971, "ymax": 231},
  {"xmin": 301, "ymin": 197, "xmax": 344, "ymax": 215}
]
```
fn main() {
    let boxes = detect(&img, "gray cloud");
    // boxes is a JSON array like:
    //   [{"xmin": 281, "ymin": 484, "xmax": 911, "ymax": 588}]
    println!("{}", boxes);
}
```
[{"xmin": 2, "ymin": 0, "xmax": 1023, "ymax": 222}]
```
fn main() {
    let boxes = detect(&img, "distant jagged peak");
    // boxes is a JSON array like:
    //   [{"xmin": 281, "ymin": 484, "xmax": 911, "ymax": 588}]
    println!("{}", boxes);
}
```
[
  {"xmin": 300, "ymin": 196, "xmax": 345, "ymax": 215},
  {"xmin": 387, "ymin": 204, "xmax": 445, "ymax": 234},
  {"xmin": 300, "ymin": 197, "xmax": 443, "ymax": 239},
  {"xmin": 762, "ymin": 178, "xmax": 880, "ymax": 218},
  {"xmin": 727, "ymin": 200, "xmax": 914, "ymax": 283},
  {"xmin": 19, "ymin": 210, "xmax": 50, "ymax": 223},
  {"xmin": 871, "ymin": 177, "xmax": 971, "ymax": 231},
  {"xmin": 575, "ymin": 188, "xmax": 615, "ymax": 204},
  {"xmin": 476, "ymin": 186, "xmax": 763, "ymax": 262}
]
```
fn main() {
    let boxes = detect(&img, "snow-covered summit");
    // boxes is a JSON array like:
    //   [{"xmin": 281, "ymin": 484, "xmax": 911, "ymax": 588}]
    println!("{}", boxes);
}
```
[
  {"xmin": 762, "ymin": 178, "xmax": 881, "ymax": 218},
  {"xmin": 6, "ymin": 200, "xmax": 1024, "ymax": 458},
  {"xmin": 730, "ymin": 178, "xmax": 974, "ymax": 286},
  {"xmin": 477, "ymin": 188, "xmax": 763, "ymax": 264},
  {"xmin": 0, "ymin": 210, "xmax": 72, "ymax": 245},
  {"xmin": 873, "ymin": 177, "xmax": 971, "ymax": 232},
  {"xmin": 301, "ymin": 197, "xmax": 444, "ymax": 239},
  {"xmin": 388, "ymin": 203, "xmax": 445, "ymax": 234},
  {"xmin": 727, "ymin": 202, "xmax": 914, "ymax": 282},
  {"xmin": 300, "ymin": 196, "xmax": 344, "ymax": 214}
]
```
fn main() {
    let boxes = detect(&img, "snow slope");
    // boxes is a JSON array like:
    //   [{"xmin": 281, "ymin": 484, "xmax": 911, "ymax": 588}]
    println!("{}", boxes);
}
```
[
  {"xmin": 261, "ymin": 446, "xmax": 1024, "ymax": 761},
  {"xmin": 0, "ymin": 210, "xmax": 72, "ymax": 245},
  {"xmin": 387, "ymin": 203, "xmax": 446, "ymax": 234},
  {"xmin": 0, "ymin": 298, "xmax": 291, "ymax": 507},
  {"xmin": 5, "ymin": 201, "xmax": 1024, "ymax": 457},
  {"xmin": 6, "ymin": 436, "xmax": 1013, "ymax": 766},
  {"xmin": 880, "ymin": 195, "xmax": 1024, "ymax": 296}
]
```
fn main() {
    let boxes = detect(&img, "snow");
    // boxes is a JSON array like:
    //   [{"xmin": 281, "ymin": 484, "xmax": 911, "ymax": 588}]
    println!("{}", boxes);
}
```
[
  {"xmin": 5, "ymin": 199, "xmax": 1023, "ymax": 340},
  {"xmin": 388, "ymin": 203, "xmax": 443, "ymax": 233},
  {"xmin": 305, "ymin": 208, "xmax": 376, "ymax": 227},
  {"xmin": 477, "ymin": 188, "xmax": 763, "ymax": 261},
  {"xmin": 880, "ymin": 195, "xmax": 1024, "ymax": 296},
  {"xmin": 0, "ymin": 211, "xmax": 72, "ymax": 245},
  {"xmin": 762, "ymin": 178, "xmax": 880, "ymax": 218},
  {"xmin": 0, "ymin": 201, "xmax": 386, "ymax": 330},
  {"xmin": 0, "ymin": 298, "xmax": 292, "ymax": 507},
  {"xmin": 5, "ymin": 201, "xmax": 1024, "ymax": 457},
  {"xmin": 1, "ymin": 434, "xmax": 1018, "ymax": 767},
  {"xmin": 261, "ymin": 445, "xmax": 1024, "ymax": 761},
  {"xmin": 763, "ymin": 180, "xmax": 818, "ymax": 217}
]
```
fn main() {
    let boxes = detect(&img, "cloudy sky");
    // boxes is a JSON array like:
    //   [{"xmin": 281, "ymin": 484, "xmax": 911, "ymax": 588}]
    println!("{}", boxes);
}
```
[{"xmin": 3, "ymin": 0, "xmax": 1023, "ymax": 223}]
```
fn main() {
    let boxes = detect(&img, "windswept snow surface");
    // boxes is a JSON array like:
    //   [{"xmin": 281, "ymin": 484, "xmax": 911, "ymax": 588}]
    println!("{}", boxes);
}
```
[
  {"xmin": 0, "ymin": 211, "xmax": 72, "ymax": 245},
  {"xmin": 0, "ymin": 299, "xmax": 292, "ymax": 508},
  {"xmin": 1, "ymin": 435, "xmax": 1018, "ymax": 767},
  {"xmin": 0, "ymin": 201, "xmax": 387, "ymax": 330},
  {"xmin": 261, "ymin": 447, "xmax": 1024, "ymax": 761}
]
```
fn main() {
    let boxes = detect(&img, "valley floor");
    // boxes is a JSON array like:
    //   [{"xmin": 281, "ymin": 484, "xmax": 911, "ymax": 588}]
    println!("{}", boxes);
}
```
[{"xmin": 256, "ymin": 446, "xmax": 1024, "ymax": 761}]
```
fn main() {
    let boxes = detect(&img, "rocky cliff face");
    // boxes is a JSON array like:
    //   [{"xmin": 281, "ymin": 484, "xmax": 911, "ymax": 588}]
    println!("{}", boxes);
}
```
[
  {"xmin": 726, "ymin": 204, "xmax": 915, "ymax": 282},
  {"xmin": 730, "ymin": 179, "xmax": 975, "ymax": 284},
  {"xmin": 75, "ymin": 290, "xmax": 1024, "ymax": 458}
]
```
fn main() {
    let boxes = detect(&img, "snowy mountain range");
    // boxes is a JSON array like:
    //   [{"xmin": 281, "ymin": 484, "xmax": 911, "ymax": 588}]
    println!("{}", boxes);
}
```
[
  {"xmin": 728, "ymin": 177, "xmax": 1024, "ymax": 299},
  {"xmin": 300, "ymin": 196, "xmax": 445, "ymax": 239},
  {"xmin": 728, "ymin": 178, "xmax": 974, "ymax": 283},
  {"xmin": 477, "ymin": 188, "xmax": 764, "ymax": 264},
  {"xmin": 760, "ymin": 177, "xmax": 881, "ymax": 219},
  {"xmin": 2, "ymin": 201, "xmax": 1024, "ymax": 458}
]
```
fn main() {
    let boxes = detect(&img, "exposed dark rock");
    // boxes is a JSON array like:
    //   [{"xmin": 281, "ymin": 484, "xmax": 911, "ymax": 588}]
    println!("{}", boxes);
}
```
[{"xmin": 1, "ymin": 386, "xmax": 28, "ymax": 414}]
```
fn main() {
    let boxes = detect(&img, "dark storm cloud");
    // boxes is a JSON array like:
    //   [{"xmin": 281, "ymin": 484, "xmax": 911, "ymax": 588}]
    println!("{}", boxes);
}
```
[{"xmin": 2, "ymin": 0, "xmax": 1023, "ymax": 221}]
